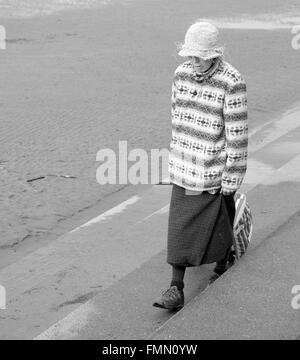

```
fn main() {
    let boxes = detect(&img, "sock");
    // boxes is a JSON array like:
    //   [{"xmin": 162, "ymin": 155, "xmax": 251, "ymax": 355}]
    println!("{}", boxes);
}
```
[{"xmin": 170, "ymin": 266, "xmax": 186, "ymax": 290}]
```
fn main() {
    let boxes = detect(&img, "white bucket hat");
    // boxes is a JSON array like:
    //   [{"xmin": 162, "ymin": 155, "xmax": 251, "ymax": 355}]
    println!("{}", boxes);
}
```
[{"xmin": 178, "ymin": 21, "xmax": 224, "ymax": 60}]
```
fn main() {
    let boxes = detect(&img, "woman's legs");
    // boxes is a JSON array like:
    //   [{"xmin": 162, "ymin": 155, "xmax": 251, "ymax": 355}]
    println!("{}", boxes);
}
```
[
  {"xmin": 154, "ymin": 188, "xmax": 237, "ymax": 308},
  {"xmin": 170, "ymin": 265, "xmax": 186, "ymax": 290}
]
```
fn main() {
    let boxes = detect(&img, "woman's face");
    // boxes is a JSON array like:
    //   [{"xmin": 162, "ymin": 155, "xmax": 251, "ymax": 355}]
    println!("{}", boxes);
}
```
[{"xmin": 189, "ymin": 56, "xmax": 213, "ymax": 72}]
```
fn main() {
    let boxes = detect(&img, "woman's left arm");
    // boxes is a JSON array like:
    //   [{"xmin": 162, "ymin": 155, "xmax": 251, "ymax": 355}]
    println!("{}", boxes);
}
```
[{"xmin": 221, "ymin": 77, "xmax": 248, "ymax": 194}]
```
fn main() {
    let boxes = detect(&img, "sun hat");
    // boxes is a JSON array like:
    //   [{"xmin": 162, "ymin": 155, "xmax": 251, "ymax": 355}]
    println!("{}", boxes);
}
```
[{"xmin": 178, "ymin": 21, "xmax": 224, "ymax": 60}]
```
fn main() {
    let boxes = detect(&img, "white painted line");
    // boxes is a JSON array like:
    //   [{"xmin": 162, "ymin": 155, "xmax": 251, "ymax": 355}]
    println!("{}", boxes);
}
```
[
  {"xmin": 249, "ymin": 104, "xmax": 300, "ymax": 153},
  {"xmin": 248, "ymin": 119, "xmax": 274, "ymax": 138},
  {"xmin": 139, "ymin": 204, "xmax": 170, "ymax": 223},
  {"xmin": 260, "ymin": 153, "xmax": 300, "ymax": 185},
  {"xmin": 34, "ymin": 302, "xmax": 96, "ymax": 340},
  {"xmin": 242, "ymin": 158, "xmax": 275, "ymax": 191},
  {"xmin": 70, "ymin": 195, "xmax": 141, "ymax": 233}
]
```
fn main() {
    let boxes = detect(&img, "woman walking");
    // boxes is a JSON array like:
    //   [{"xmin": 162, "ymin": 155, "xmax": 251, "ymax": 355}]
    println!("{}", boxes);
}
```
[{"xmin": 153, "ymin": 21, "xmax": 248, "ymax": 310}]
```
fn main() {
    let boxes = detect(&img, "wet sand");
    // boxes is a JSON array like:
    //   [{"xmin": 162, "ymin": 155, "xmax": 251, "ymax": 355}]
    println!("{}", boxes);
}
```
[{"xmin": 0, "ymin": 0, "xmax": 300, "ymax": 252}]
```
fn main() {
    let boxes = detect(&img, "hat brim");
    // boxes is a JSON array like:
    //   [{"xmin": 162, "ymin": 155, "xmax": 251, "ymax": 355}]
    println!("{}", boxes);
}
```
[{"xmin": 178, "ymin": 48, "xmax": 223, "ymax": 60}]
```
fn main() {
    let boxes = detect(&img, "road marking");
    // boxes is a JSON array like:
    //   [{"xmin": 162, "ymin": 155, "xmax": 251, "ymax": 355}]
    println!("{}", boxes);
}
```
[
  {"xmin": 139, "ymin": 204, "xmax": 170, "ymax": 223},
  {"xmin": 249, "ymin": 104, "xmax": 300, "ymax": 154},
  {"xmin": 70, "ymin": 195, "xmax": 141, "ymax": 233},
  {"xmin": 34, "ymin": 302, "xmax": 96, "ymax": 340},
  {"xmin": 259, "ymin": 153, "xmax": 300, "ymax": 185}
]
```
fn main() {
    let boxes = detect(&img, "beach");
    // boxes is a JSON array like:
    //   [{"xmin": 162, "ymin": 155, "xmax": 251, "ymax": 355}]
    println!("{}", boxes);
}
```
[
  {"xmin": 0, "ymin": 0, "xmax": 104, "ymax": 18},
  {"xmin": 0, "ymin": 0, "xmax": 300, "ymax": 255}
]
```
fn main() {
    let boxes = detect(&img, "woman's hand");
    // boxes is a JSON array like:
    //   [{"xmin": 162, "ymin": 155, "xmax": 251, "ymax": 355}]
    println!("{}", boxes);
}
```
[{"xmin": 221, "ymin": 188, "xmax": 236, "ymax": 196}]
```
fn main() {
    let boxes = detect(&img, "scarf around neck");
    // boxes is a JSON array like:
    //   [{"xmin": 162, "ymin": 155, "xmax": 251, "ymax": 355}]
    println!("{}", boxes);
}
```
[{"xmin": 191, "ymin": 57, "xmax": 221, "ymax": 83}]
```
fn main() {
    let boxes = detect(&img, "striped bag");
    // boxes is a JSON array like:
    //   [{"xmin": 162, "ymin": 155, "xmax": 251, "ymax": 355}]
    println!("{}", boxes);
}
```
[{"xmin": 230, "ymin": 192, "xmax": 253, "ymax": 261}]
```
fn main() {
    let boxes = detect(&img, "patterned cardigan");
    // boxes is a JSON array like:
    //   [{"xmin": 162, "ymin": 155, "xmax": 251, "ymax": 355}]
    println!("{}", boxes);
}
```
[{"xmin": 168, "ymin": 58, "xmax": 248, "ymax": 192}]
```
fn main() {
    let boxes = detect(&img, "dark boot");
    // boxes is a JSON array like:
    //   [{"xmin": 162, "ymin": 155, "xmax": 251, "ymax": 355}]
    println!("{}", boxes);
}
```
[{"xmin": 153, "ymin": 286, "xmax": 184, "ymax": 311}]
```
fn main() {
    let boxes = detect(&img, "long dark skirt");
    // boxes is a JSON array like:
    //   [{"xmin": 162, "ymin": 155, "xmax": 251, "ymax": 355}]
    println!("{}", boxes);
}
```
[{"xmin": 167, "ymin": 184, "xmax": 236, "ymax": 267}]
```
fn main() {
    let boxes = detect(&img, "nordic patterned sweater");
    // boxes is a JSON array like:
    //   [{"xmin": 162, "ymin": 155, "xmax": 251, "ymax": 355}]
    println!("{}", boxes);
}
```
[{"xmin": 168, "ymin": 58, "xmax": 248, "ymax": 192}]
